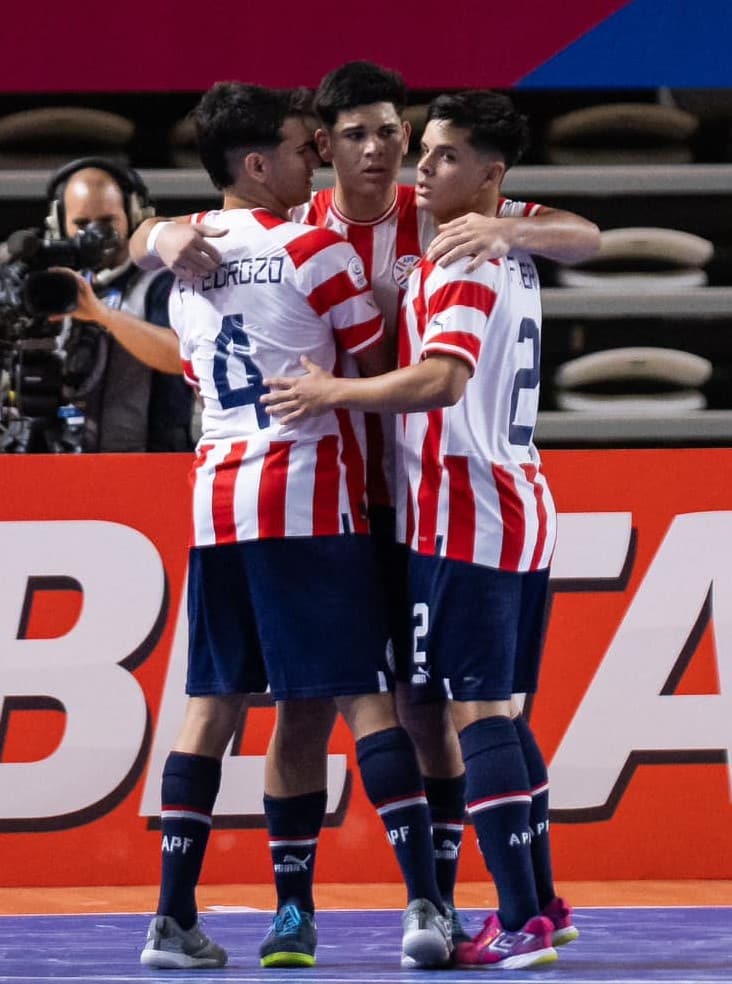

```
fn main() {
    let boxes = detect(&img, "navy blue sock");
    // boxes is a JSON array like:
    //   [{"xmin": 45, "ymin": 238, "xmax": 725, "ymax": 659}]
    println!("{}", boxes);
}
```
[
  {"xmin": 356, "ymin": 727, "xmax": 442, "ymax": 908},
  {"xmin": 423, "ymin": 774, "xmax": 466, "ymax": 906},
  {"xmin": 513, "ymin": 714, "xmax": 555, "ymax": 909},
  {"xmin": 263, "ymin": 790, "xmax": 326, "ymax": 914},
  {"xmin": 157, "ymin": 752, "xmax": 221, "ymax": 930},
  {"xmin": 459, "ymin": 716, "xmax": 538, "ymax": 931}
]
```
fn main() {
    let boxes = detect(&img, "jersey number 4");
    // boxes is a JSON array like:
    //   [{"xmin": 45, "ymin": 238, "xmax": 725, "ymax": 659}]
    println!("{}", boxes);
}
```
[{"xmin": 213, "ymin": 314, "xmax": 270, "ymax": 428}]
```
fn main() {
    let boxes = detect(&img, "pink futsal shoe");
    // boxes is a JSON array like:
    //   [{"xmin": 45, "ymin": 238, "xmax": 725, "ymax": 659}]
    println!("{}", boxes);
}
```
[
  {"xmin": 542, "ymin": 896, "xmax": 579, "ymax": 946},
  {"xmin": 455, "ymin": 912, "xmax": 557, "ymax": 969}
]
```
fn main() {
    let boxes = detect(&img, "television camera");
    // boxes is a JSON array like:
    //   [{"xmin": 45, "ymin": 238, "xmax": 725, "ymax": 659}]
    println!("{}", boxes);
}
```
[{"xmin": 0, "ymin": 222, "xmax": 119, "ymax": 453}]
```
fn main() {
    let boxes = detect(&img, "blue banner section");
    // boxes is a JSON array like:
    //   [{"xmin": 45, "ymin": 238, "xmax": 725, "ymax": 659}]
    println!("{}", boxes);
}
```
[{"xmin": 519, "ymin": 0, "xmax": 732, "ymax": 87}]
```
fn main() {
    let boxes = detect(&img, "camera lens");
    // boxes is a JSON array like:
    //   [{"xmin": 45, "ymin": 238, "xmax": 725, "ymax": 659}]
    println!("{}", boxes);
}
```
[{"xmin": 23, "ymin": 271, "xmax": 79, "ymax": 317}]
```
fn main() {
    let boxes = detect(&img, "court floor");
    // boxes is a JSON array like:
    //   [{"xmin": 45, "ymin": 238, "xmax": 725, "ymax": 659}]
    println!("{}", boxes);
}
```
[{"xmin": 0, "ymin": 883, "xmax": 729, "ymax": 984}]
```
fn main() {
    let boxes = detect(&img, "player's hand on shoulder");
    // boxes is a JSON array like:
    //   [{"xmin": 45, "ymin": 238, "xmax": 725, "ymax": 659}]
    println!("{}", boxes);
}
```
[
  {"xmin": 159, "ymin": 223, "xmax": 227, "ymax": 279},
  {"xmin": 261, "ymin": 355, "xmax": 336, "ymax": 424},
  {"xmin": 426, "ymin": 212, "xmax": 513, "ymax": 271}
]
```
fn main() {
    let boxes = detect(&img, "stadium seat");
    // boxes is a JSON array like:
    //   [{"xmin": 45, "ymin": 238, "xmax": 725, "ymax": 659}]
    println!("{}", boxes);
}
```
[
  {"xmin": 544, "ymin": 102, "xmax": 698, "ymax": 164},
  {"xmin": 556, "ymin": 227, "xmax": 714, "ymax": 290},
  {"xmin": 0, "ymin": 107, "xmax": 134, "ymax": 167},
  {"xmin": 167, "ymin": 115, "xmax": 198, "ymax": 168},
  {"xmin": 553, "ymin": 346, "xmax": 713, "ymax": 414}
]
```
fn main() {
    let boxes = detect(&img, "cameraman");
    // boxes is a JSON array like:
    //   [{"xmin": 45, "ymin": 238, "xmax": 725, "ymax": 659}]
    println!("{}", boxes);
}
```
[{"xmin": 39, "ymin": 158, "xmax": 192, "ymax": 452}]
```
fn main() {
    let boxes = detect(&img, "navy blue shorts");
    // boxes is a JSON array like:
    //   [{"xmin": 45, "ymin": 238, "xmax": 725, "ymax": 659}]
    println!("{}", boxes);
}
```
[
  {"xmin": 369, "ymin": 505, "xmax": 446, "ymax": 703},
  {"xmin": 406, "ymin": 552, "xmax": 550, "ymax": 702},
  {"xmin": 187, "ymin": 535, "xmax": 392, "ymax": 701}
]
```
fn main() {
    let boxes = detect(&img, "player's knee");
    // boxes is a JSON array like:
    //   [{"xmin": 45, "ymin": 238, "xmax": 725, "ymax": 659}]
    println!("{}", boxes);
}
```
[
  {"xmin": 397, "ymin": 699, "xmax": 462, "ymax": 775},
  {"xmin": 275, "ymin": 698, "xmax": 337, "ymax": 748},
  {"xmin": 450, "ymin": 698, "xmax": 511, "ymax": 734},
  {"xmin": 336, "ymin": 691, "xmax": 399, "ymax": 740},
  {"xmin": 176, "ymin": 694, "xmax": 245, "ymax": 756}
]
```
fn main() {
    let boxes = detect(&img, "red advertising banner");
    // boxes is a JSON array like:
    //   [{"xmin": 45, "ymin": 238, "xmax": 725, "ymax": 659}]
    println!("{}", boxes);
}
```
[
  {"xmin": 0, "ymin": 449, "xmax": 729, "ymax": 887},
  {"xmin": 0, "ymin": 2, "xmax": 630, "ymax": 92}
]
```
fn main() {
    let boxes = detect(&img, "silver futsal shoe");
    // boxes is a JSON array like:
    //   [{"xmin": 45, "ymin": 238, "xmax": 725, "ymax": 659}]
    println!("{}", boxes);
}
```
[
  {"xmin": 140, "ymin": 914, "xmax": 228, "ymax": 969},
  {"xmin": 400, "ymin": 898, "xmax": 453, "ymax": 968}
]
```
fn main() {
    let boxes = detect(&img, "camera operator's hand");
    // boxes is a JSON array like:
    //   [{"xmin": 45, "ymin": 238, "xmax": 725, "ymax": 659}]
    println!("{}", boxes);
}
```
[
  {"xmin": 47, "ymin": 268, "xmax": 181, "ymax": 374},
  {"xmin": 48, "ymin": 270, "xmax": 106, "ymax": 322}
]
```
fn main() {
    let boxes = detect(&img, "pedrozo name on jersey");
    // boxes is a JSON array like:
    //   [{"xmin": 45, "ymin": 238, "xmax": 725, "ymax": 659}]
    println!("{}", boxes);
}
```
[{"xmin": 186, "ymin": 256, "xmax": 285, "ymax": 294}]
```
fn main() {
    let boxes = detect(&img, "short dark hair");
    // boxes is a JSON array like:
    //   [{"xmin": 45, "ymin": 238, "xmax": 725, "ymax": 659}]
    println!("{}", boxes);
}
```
[
  {"xmin": 426, "ymin": 91, "xmax": 530, "ymax": 170},
  {"xmin": 193, "ymin": 82, "xmax": 314, "ymax": 189},
  {"xmin": 314, "ymin": 61, "xmax": 406, "ymax": 127}
]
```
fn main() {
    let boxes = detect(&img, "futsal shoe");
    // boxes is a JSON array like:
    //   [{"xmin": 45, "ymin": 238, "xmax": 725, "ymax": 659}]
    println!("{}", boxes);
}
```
[
  {"xmin": 400, "ymin": 898, "xmax": 453, "ymax": 968},
  {"xmin": 445, "ymin": 903, "xmax": 472, "ymax": 945},
  {"xmin": 455, "ymin": 912, "xmax": 557, "ymax": 969},
  {"xmin": 542, "ymin": 896, "xmax": 580, "ymax": 946},
  {"xmin": 140, "ymin": 914, "xmax": 228, "ymax": 969},
  {"xmin": 259, "ymin": 901, "xmax": 317, "ymax": 968}
]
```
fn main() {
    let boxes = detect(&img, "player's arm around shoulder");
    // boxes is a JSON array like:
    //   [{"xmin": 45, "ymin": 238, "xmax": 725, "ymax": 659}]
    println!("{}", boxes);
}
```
[
  {"xmin": 129, "ymin": 214, "xmax": 228, "ymax": 276},
  {"xmin": 425, "ymin": 206, "xmax": 601, "ymax": 269},
  {"xmin": 497, "ymin": 205, "xmax": 601, "ymax": 264}
]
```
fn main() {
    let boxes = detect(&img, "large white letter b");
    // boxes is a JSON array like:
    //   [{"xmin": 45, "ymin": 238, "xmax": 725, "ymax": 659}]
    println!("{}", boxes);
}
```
[{"xmin": 0, "ymin": 521, "xmax": 164, "ymax": 826}]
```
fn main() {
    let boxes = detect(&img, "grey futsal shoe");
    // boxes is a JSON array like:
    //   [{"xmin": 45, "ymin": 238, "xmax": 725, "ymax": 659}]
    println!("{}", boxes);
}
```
[
  {"xmin": 400, "ymin": 897, "xmax": 453, "ymax": 968},
  {"xmin": 445, "ymin": 902, "xmax": 472, "ymax": 945},
  {"xmin": 140, "ymin": 914, "xmax": 228, "ymax": 969}
]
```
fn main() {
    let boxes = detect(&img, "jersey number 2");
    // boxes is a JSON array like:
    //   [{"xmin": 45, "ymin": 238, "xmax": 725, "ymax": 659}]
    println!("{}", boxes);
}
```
[
  {"xmin": 213, "ymin": 314, "xmax": 270, "ymax": 428},
  {"xmin": 508, "ymin": 316, "xmax": 540, "ymax": 447}
]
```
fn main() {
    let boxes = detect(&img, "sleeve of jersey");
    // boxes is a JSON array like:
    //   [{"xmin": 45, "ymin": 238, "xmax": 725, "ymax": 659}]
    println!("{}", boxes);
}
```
[
  {"xmin": 499, "ymin": 196, "xmax": 544, "ymax": 218},
  {"xmin": 293, "ymin": 231, "xmax": 384, "ymax": 355},
  {"xmin": 167, "ymin": 282, "xmax": 199, "ymax": 390},
  {"xmin": 421, "ymin": 268, "xmax": 498, "ymax": 373}
]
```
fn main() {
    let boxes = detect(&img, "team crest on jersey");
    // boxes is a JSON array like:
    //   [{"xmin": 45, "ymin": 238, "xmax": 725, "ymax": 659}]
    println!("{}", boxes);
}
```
[
  {"xmin": 392, "ymin": 254, "xmax": 420, "ymax": 289},
  {"xmin": 346, "ymin": 255, "xmax": 368, "ymax": 290}
]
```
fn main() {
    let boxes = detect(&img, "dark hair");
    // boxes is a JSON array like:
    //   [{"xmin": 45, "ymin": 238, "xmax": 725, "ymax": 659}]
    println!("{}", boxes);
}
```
[
  {"xmin": 314, "ymin": 61, "xmax": 406, "ymax": 127},
  {"xmin": 193, "ymin": 82, "xmax": 314, "ymax": 189},
  {"xmin": 426, "ymin": 91, "xmax": 530, "ymax": 170}
]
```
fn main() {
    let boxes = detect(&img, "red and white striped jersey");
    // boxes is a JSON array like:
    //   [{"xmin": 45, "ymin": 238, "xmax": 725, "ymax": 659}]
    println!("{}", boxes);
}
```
[
  {"xmin": 168, "ymin": 207, "xmax": 384, "ymax": 547},
  {"xmin": 294, "ymin": 185, "xmax": 434, "ymax": 336},
  {"xmin": 293, "ymin": 186, "xmax": 432, "ymax": 507},
  {"xmin": 396, "ymin": 247, "xmax": 556, "ymax": 573},
  {"xmin": 294, "ymin": 189, "xmax": 542, "ymax": 509}
]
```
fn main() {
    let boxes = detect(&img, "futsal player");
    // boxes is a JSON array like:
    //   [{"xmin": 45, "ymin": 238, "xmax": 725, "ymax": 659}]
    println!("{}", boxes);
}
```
[
  {"xmin": 261, "ymin": 88, "xmax": 578, "ymax": 970},
  {"xmin": 130, "ymin": 63, "xmax": 595, "ymax": 963},
  {"xmin": 139, "ymin": 80, "xmax": 452, "ymax": 971}
]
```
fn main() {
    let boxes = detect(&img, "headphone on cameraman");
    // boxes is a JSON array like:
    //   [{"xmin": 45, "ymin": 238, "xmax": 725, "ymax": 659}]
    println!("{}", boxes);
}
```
[{"xmin": 45, "ymin": 157, "xmax": 156, "ymax": 240}]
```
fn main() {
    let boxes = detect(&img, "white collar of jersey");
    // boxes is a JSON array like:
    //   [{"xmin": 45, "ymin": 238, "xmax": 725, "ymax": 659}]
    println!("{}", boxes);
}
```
[{"xmin": 331, "ymin": 187, "xmax": 399, "ymax": 227}]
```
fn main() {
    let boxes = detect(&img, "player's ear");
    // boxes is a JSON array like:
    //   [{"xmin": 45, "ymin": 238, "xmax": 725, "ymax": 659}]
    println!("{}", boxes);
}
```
[
  {"xmin": 401, "ymin": 119, "xmax": 411, "ymax": 154},
  {"xmin": 315, "ymin": 127, "xmax": 332, "ymax": 163},
  {"xmin": 244, "ymin": 150, "xmax": 268, "ymax": 183},
  {"xmin": 482, "ymin": 158, "xmax": 505, "ymax": 189}
]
